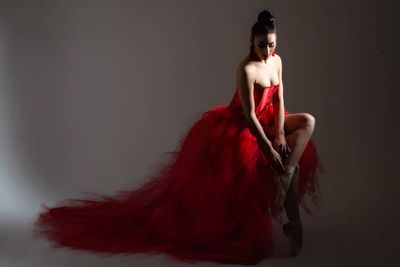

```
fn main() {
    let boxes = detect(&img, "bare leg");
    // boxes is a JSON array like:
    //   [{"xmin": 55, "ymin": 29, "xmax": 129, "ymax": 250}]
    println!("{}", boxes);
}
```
[
  {"xmin": 266, "ymin": 113, "xmax": 316, "ymax": 200},
  {"xmin": 281, "ymin": 113, "xmax": 315, "ymax": 256},
  {"xmin": 280, "ymin": 113, "xmax": 315, "ymax": 213},
  {"xmin": 265, "ymin": 113, "xmax": 316, "ymax": 255},
  {"xmin": 283, "ymin": 166, "xmax": 303, "ymax": 256},
  {"xmin": 282, "ymin": 113, "xmax": 315, "ymax": 168},
  {"xmin": 283, "ymin": 164, "xmax": 300, "ymax": 222}
]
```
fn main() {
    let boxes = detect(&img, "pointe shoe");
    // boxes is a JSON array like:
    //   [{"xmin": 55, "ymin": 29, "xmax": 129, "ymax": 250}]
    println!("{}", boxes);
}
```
[{"xmin": 283, "ymin": 220, "xmax": 303, "ymax": 257}]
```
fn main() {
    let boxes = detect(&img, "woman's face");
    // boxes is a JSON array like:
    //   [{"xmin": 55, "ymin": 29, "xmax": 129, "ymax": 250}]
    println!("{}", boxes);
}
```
[{"xmin": 251, "ymin": 33, "xmax": 277, "ymax": 60}]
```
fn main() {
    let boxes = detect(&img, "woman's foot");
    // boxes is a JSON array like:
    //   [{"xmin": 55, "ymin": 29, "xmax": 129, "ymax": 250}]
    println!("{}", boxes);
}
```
[{"xmin": 283, "ymin": 220, "xmax": 303, "ymax": 257}]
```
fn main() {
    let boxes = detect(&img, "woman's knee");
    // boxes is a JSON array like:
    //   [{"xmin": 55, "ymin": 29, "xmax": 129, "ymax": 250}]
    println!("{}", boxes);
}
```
[{"xmin": 302, "ymin": 113, "xmax": 315, "ymax": 132}]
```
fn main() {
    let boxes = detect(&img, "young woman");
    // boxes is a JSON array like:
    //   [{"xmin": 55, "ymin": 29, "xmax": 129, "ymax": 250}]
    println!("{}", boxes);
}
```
[{"xmin": 34, "ymin": 9, "xmax": 323, "ymax": 265}]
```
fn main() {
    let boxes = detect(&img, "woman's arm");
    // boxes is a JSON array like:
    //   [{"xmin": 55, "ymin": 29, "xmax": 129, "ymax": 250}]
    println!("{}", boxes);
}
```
[
  {"xmin": 236, "ymin": 65, "xmax": 273, "ymax": 151},
  {"xmin": 273, "ymin": 56, "xmax": 285, "ymax": 137}
]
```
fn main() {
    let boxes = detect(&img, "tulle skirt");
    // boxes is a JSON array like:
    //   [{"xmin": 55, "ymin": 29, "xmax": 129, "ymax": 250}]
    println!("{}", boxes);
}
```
[{"xmin": 34, "ymin": 103, "xmax": 323, "ymax": 265}]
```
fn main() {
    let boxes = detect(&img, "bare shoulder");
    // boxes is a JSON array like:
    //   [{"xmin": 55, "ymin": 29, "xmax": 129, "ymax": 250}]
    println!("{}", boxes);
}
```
[
  {"xmin": 273, "ymin": 53, "xmax": 282, "ymax": 67},
  {"xmin": 236, "ymin": 56, "xmax": 256, "ymax": 77},
  {"xmin": 235, "ymin": 56, "xmax": 257, "ymax": 90}
]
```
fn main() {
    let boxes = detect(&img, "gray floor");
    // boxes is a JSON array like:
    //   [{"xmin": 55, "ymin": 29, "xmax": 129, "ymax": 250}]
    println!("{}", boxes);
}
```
[{"xmin": 1, "ymin": 209, "xmax": 398, "ymax": 267}]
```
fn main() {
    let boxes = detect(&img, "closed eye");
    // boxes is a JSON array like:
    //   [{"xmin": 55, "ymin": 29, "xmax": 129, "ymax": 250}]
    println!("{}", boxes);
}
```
[{"xmin": 257, "ymin": 43, "xmax": 275, "ymax": 49}]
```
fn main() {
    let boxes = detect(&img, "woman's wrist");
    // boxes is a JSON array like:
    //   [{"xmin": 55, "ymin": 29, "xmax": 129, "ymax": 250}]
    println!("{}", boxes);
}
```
[
  {"xmin": 256, "ymin": 136, "xmax": 275, "ymax": 156},
  {"xmin": 258, "ymin": 138, "xmax": 273, "ymax": 151},
  {"xmin": 275, "ymin": 128, "xmax": 285, "ymax": 136}
]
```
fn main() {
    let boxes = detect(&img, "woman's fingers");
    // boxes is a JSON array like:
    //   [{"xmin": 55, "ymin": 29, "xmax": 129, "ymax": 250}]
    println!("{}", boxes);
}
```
[
  {"xmin": 281, "ymin": 144, "xmax": 286, "ymax": 157},
  {"xmin": 276, "ymin": 158, "xmax": 285, "ymax": 175},
  {"xmin": 280, "ymin": 145, "xmax": 287, "ymax": 159},
  {"xmin": 285, "ymin": 144, "xmax": 290, "ymax": 158},
  {"xmin": 282, "ymin": 143, "xmax": 290, "ymax": 159},
  {"xmin": 279, "ymin": 144, "xmax": 285, "ymax": 157}
]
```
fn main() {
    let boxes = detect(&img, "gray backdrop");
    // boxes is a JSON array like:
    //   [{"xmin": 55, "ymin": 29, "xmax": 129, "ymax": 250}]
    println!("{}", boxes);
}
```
[{"xmin": 0, "ymin": 0, "xmax": 398, "ymax": 266}]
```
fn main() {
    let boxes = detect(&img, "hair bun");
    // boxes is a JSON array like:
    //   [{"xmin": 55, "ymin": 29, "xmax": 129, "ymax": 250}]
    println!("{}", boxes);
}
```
[{"xmin": 257, "ymin": 9, "xmax": 275, "ymax": 27}]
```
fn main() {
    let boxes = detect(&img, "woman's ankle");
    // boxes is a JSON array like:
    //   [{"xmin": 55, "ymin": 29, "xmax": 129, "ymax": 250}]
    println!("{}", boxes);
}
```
[{"xmin": 284, "ymin": 164, "xmax": 297, "ymax": 178}]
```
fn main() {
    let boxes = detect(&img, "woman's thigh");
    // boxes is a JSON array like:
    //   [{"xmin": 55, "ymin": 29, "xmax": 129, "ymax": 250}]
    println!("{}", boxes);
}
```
[{"xmin": 264, "ymin": 112, "xmax": 315, "ymax": 140}]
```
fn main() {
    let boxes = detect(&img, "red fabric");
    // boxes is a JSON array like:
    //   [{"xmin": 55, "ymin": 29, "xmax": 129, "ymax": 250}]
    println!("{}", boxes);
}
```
[{"xmin": 34, "ymin": 83, "xmax": 323, "ymax": 265}]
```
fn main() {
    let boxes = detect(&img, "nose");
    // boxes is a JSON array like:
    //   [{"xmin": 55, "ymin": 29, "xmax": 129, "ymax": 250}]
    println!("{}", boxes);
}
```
[{"xmin": 263, "ymin": 46, "xmax": 271, "ymax": 53}]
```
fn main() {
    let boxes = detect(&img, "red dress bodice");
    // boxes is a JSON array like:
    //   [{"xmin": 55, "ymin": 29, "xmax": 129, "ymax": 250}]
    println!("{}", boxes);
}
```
[{"xmin": 228, "ymin": 83, "xmax": 280, "ymax": 126}]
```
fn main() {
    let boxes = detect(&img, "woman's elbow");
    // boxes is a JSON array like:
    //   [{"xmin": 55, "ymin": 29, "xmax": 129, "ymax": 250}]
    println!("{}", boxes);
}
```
[{"xmin": 244, "ymin": 111, "xmax": 257, "ymax": 124}]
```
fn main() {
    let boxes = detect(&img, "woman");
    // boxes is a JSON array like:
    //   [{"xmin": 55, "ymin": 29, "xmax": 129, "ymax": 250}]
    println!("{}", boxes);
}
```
[{"xmin": 34, "ymin": 9, "xmax": 323, "ymax": 265}]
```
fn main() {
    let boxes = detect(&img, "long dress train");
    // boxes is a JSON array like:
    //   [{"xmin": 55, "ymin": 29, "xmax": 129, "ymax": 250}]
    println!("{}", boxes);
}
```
[{"xmin": 34, "ymin": 80, "xmax": 323, "ymax": 265}]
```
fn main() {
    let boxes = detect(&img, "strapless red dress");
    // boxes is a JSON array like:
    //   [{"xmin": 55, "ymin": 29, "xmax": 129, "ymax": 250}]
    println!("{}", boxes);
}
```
[{"xmin": 34, "ymin": 82, "xmax": 323, "ymax": 265}]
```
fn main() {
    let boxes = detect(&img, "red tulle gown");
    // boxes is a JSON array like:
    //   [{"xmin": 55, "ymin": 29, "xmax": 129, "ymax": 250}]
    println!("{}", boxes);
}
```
[{"xmin": 34, "ymin": 71, "xmax": 323, "ymax": 265}]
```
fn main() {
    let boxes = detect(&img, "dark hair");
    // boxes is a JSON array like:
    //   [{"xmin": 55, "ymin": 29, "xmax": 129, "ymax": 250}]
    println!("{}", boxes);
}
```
[{"xmin": 250, "ymin": 9, "xmax": 276, "ymax": 51}]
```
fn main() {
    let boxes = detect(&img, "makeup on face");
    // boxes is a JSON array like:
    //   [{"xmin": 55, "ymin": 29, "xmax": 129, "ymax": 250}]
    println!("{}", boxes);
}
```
[{"xmin": 254, "ymin": 34, "xmax": 276, "ymax": 58}]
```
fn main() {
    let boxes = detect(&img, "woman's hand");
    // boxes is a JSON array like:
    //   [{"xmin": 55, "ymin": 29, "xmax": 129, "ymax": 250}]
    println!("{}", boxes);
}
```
[
  {"xmin": 273, "ymin": 132, "xmax": 291, "ymax": 160},
  {"xmin": 264, "ymin": 145, "xmax": 285, "ymax": 175}
]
